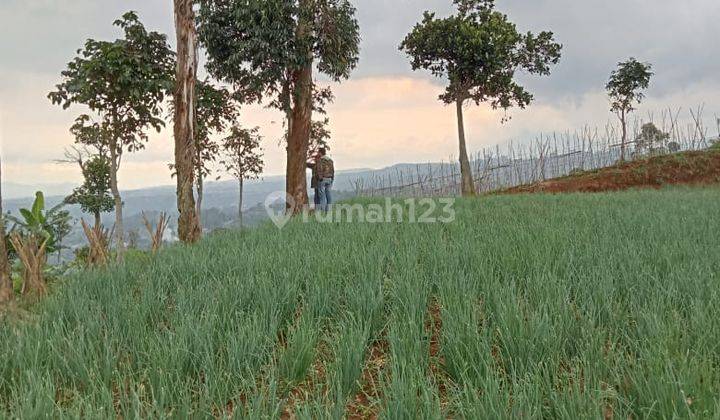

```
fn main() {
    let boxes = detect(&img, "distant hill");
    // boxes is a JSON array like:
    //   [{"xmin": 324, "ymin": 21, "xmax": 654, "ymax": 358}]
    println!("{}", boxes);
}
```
[
  {"xmin": 2, "ymin": 163, "xmax": 448, "ymax": 216},
  {"xmin": 2, "ymin": 181, "xmax": 77, "ymax": 200},
  {"xmin": 1, "ymin": 165, "xmax": 416, "ymax": 260}
]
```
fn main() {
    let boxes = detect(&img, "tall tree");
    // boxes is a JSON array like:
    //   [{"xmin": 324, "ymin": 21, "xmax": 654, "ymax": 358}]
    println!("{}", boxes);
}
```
[
  {"xmin": 401, "ymin": 0, "xmax": 562, "ymax": 196},
  {"xmin": 219, "ymin": 125, "xmax": 264, "ymax": 227},
  {"xmin": 49, "ymin": 12, "xmax": 175, "ymax": 262},
  {"xmin": 198, "ymin": 0, "xmax": 359, "ymax": 212},
  {"xmin": 0, "ymin": 156, "xmax": 13, "ymax": 303},
  {"xmin": 173, "ymin": 0, "xmax": 202, "ymax": 243},
  {"xmin": 606, "ymin": 58, "xmax": 653, "ymax": 161}
]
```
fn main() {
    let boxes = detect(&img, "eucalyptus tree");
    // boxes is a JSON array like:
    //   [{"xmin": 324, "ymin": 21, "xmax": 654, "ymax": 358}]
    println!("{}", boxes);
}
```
[
  {"xmin": 607, "ymin": 58, "xmax": 653, "ymax": 161},
  {"xmin": 401, "ymin": 0, "xmax": 562, "ymax": 195},
  {"xmin": 49, "ymin": 12, "xmax": 175, "ymax": 261},
  {"xmin": 219, "ymin": 126, "xmax": 265, "ymax": 226},
  {"xmin": 198, "ymin": 0, "xmax": 360, "ymax": 212},
  {"xmin": 173, "ymin": 0, "xmax": 202, "ymax": 243}
]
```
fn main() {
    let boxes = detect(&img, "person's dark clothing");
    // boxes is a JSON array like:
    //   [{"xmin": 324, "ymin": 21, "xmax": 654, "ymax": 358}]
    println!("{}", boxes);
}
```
[{"xmin": 317, "ymin": 156, "xmax": 335, "ymax": 180}]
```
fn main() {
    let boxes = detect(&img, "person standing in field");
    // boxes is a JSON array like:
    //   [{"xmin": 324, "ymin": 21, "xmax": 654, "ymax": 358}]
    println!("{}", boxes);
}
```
[
  {"xmin": 316, "ymin": 147, "xmax": 335, "ymax": 212},
  {"xmin": 306, "ymin": 150, "xmax": 322, "ymax": 207}
]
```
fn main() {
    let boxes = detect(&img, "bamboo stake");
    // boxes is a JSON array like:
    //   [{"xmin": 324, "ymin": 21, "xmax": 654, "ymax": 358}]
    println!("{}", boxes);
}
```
[{"xmin": 142, "ymin": 212, "xmax": 170, "ymax": 254}]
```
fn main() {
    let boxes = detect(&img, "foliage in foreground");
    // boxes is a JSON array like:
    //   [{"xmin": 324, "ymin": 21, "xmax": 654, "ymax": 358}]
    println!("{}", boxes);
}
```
[{"xmin": 1, "ymin": 187, "xmax": 720, "ymax": 418}]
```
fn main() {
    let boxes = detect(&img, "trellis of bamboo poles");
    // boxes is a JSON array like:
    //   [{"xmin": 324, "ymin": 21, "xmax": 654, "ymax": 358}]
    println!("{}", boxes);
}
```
[{"xmin": 353, "ymin": 107, "xmax": 714, "ymax": 198}]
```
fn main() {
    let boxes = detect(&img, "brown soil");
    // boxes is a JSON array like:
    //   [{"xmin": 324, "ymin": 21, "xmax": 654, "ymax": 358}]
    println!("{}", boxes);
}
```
[
  {"xmin": 345, "ymin": 337, "xmax": 389, "ymax": 420},
  {"xmin": 280, "ymin": 342, "xmax": 329, "ymax": 420},
  {"xmin": 500, "ymin": 149, "xmax": 720, "ymax": 195},
  {"xmin": 426, "ymin": 300, "xmax": 451, "ymax": 410}
]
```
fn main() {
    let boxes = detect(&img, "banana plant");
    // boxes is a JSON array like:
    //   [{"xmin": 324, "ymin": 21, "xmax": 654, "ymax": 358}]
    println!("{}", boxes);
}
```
[{"xmin": 6, "ymin": 191, "xmax": 72, "ymax": 254}]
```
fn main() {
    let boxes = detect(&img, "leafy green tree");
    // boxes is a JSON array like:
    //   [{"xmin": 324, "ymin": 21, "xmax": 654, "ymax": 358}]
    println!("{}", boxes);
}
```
[
  {"xmin": 198, "ymin": 0, "xmax": 359, "ymax": 212},
  {"xmin": 48, "ymin": 12, "xmax": 175, "ymax": 262},
  {"xmin": 606, "ymin": 58, "xmax": 653, "ymax": 161},
  {"xmin": 219, "ymin": 126, "xmax": 264, "ymax": 226},
  {"xmin": 401, "ymin": 0, "xmax": 562, "ymax": 196},
  {"xmin": 65, "ymin": 154, "xmax": 114, "ymax": 230},
  {"xmin": 635, "ymin": 122, "xmax": 670, "ymax": 156}
]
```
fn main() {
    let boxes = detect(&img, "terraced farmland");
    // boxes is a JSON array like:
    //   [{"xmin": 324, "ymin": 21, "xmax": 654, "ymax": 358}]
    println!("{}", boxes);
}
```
[{"xmin": 1, "ymin": 187, "xmax": 719, "ymax": 418}]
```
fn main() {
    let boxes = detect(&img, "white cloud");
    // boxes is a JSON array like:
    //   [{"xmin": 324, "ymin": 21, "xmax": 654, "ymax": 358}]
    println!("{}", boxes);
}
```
[{"xmin": 1, "ymin": 0, "xmax": 719, "ymax": 193}]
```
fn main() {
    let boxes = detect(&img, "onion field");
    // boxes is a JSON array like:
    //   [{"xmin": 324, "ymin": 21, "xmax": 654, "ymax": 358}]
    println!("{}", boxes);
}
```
[{"xmin": 1, "ymin": 186, "xmax": 719, "ymax": 419}]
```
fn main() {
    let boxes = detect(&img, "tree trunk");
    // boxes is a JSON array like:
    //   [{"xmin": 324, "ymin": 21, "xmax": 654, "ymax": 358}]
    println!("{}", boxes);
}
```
[
  {"xmin": 286, "ymin": 64, "xmax": 313, "ymax": 214},
  {"xmin": 282, "ymin": 73, "xmax": 294, "ymax": 141},
  {"xmin": 109, "ymin": 144, "xmax": 125, "ymax": 263},
  {"xmin": 456, "ymin": 98, "xmax": 476, "ymax": 196},
  {"xmin": 94, "ymin": 211, "xmax": 102, "ymax": 231},
  {"xmin": 174, "ymin": 0, "xmax": 202, "ymax": 244},
  {"xmin": 238, "ymin": 177, "xmax": 244, "ymax": 228},
  {"xmin": 285, "ymin": 0, "xmax": 313, "ymax": 214},
  {"xmin": 196, "ymin": 171, "xmax": 203, "ymax": 226},
  {"xmin": 619, "ymin": 110, "xmax": 628, "ymax": 162},
  {"xmin": 0, "ymin": 156, "xmax": 13, "ymax": 303}
]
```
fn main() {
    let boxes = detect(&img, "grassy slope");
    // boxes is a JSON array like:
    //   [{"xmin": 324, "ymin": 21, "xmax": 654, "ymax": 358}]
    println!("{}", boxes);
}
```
[
  {"xmin": 1, "ymin": 187, "xmax": 720, "ymax": 418},
  {"xmin": 503, "ymin": 147, "xmax": 720, "ymax": 194}
]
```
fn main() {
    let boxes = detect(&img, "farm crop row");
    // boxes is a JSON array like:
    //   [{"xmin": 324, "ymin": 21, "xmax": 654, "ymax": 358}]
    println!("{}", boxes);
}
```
[{"xmin": 1, "ymin": 187, "xmax": 719, "ymax": 418}]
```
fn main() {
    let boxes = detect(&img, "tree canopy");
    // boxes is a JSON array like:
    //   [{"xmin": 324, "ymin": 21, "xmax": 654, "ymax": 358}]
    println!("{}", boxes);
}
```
[
  {"xmin": 606, "ymin": 58, "xmax": 653, "ymax": 116},
  {"xmin": 635, "ymin": 122, "xmax": 670, "ymax": 155},
  {"xmin": 220, "ymin": 126, "xmax": 265, "ymax": 182},
  {"xmin": 66, "ymin": 156, "xmax": 114, "ymax": 224},
  {"xmin": 401, "ymin": 0, "xmax": 562, "ymax": 109},
  {"xmin": 49, "ymin": 12, "xmax": 175, "ymax": 154},
  {"xmin": 309, "ymin": 118, "xmax": 332, "ymax": 151},
  {"xmin": 197, "ymin": 0, "xmax": 360, "ymax": 108}
]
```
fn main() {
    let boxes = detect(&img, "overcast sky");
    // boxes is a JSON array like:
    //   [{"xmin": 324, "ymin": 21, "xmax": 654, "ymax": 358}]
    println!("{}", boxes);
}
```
[{"xmin": 1, "ymin": 0, "xmax": 719, "ymax": 194}]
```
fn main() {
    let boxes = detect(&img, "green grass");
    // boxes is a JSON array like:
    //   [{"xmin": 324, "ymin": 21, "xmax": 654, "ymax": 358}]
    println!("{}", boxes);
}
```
[{"xmin": 2, "ymin": 186, "xmax": 720, "ymax": 419}]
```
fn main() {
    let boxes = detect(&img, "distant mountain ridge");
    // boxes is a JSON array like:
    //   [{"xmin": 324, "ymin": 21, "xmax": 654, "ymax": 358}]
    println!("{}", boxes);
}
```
[
  {"xmin": 1, "ymin": 161, "xmax": 456, "ymax": 244},
  {"xmin": 1, "ymin": 164, "xmax": 428, "ymax": 259}
]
